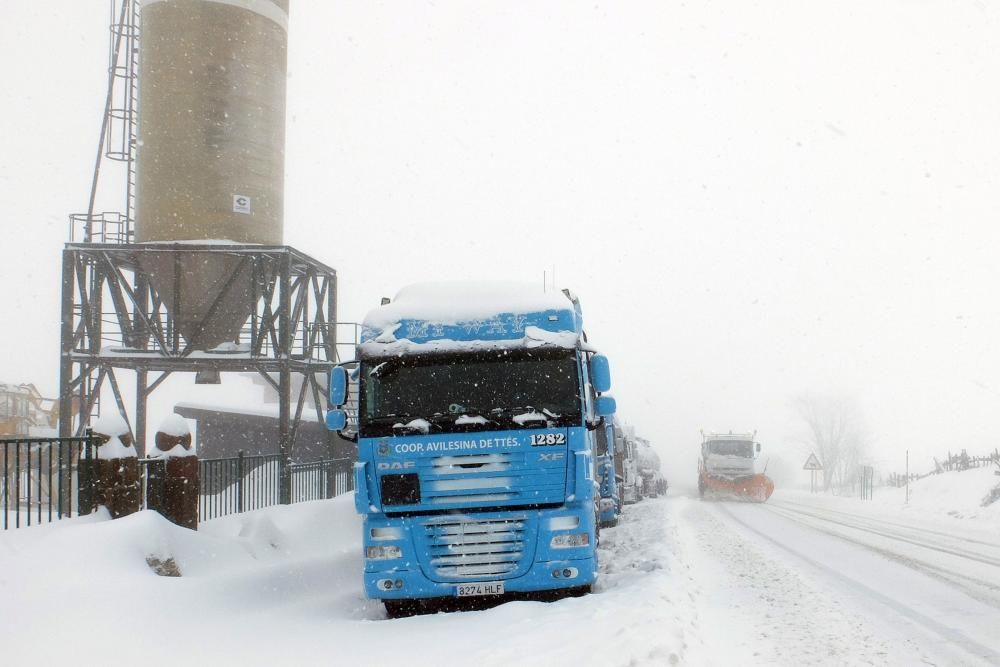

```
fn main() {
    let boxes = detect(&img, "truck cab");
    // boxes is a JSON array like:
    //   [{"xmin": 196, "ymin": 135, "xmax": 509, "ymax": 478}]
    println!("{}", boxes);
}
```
[
  {"xmin": 698, "ymin": 431, "xmax": 773, "ymax": 502},
  {"xmin": 326, "ymin": 282, "xmax": 617, "ymax": 616}
]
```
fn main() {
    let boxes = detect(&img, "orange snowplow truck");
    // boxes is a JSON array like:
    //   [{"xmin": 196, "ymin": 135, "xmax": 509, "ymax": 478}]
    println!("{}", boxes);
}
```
[{"xmin": 698, "ymin": 431, "xmax": 774, "ymax": 502}]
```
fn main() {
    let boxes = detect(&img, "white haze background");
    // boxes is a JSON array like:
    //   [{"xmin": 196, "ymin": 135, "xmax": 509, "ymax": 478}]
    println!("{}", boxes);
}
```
[{"xmin": 2, "ymin": 1, "xmax": 1000, "ymax": 489}]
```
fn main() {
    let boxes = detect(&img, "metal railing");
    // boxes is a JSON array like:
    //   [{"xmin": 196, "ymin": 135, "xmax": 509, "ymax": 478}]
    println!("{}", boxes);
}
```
[
  {"xmin": 197, "ymin": 453, "xmax": 283, "ymax": 520},
  {"xmin": 136, "ymin": 451, "xmax": 355, "ymax": 522},
  {"xmin": 290, "ymin": 458, "xmax": 355, "ymax": 503},
  {"xmin": 4, "ymin": 437, "xmax": 354, "ymax": 529},
  {"xmin": 2, "ymin": 435, "xmax": 98, "ymax": 530}
]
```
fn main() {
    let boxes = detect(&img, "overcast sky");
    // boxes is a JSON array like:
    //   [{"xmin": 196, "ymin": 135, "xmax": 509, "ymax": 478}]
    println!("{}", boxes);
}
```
[{"xmin": 2, "ymin": 1, "xmax": 999, "ymax": 487}]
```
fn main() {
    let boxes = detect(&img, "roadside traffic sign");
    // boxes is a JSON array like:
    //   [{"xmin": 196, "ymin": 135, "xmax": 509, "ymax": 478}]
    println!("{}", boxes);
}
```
[{"xmin": 803, "ymin": 453, "xmax": 823, "ymax": 470}]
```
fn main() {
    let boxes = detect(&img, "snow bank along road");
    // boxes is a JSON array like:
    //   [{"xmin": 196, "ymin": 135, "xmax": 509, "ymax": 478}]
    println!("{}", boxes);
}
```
[
  {"xmin": 682, "ymin": 492, "xmax": 1000, "ymax": 666},
  {"xmin": 0, "ymin": 496, "xmax": 693, "ymax": 667}
]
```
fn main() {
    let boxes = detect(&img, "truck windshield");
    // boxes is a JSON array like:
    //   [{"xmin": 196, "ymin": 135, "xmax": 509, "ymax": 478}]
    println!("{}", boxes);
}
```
[
  {"xmin": 360, "ymin": 348, "xmax": 582, "ymax": 436},
  {"xmin": 707, "ymin": 440, "xmax": 754, "ymax": 457}
]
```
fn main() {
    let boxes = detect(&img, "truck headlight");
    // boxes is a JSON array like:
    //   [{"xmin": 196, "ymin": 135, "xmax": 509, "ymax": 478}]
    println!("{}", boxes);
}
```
[
  {"xmin": 366, "ymin": 545, "xmax": 402, "ymax": 560},
  {"xmin": 550, "ymin": 533, "xmax": 590, "ymax": 549}
]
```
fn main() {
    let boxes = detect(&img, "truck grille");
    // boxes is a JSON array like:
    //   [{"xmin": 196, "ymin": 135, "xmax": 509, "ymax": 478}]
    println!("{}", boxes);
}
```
[{"xmin": 420, "ymin": 516, "xmax": 529, "ymax": 580}]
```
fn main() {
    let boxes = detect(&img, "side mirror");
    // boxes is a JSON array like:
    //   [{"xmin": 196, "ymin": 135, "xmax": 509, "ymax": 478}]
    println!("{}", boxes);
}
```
[
  {"xmin": 591, "ymin": 354, "xmax": 612, "ymax": 393},
  {"xmin": 756, "ymin": 442, "xmax": 761, "ymax": 453},
  {"xmin": 595, "ymin": 395, "xmax": 617, "ymax": 417},
  {"xmin": 326, "ymin": 409, "xmax": 347, "ymax": 432},
  {"xmin": 329, "ymin": 366, "xmax": 348, "ymax": 407}
]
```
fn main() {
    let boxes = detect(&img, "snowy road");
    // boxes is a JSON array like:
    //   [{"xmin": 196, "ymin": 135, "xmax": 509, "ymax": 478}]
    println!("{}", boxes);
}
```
[{"xmin": 681, "ymin": 493, "xmax": 1000, "ymax": 666}]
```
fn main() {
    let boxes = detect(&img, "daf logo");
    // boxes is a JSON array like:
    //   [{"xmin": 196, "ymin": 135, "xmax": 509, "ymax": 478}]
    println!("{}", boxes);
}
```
[
  {"xmin": 539, "ymin": 452, "xmax": 565, "ymax": 462},
  {"xmin": 377, "ymin": 461, "xmax": 416, "ymax": 471},
  {"xmin": 377, "ymin": 443, "xmax": 390, "ymax": 457}
]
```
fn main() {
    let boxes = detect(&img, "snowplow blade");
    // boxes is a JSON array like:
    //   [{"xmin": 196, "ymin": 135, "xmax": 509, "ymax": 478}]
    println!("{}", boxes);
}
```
[{"xmin": 701, "ymin": 473, "xmax": 774, "ymax": 503}]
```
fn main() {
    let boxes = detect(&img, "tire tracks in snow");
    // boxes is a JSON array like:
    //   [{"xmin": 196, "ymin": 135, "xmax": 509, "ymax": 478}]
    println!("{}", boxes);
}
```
[
  {"xmin": 761, "ymin": 501, "xmax": 1000, "ymax": 609},
  {"xmin": 771, "ymin": 499, "xmax": 1000, "ymax": 561},
  {"xmin": 679, "ymin": 498, "xmax": 900, "ymax": 666},
  {"xmin": 719, "ymin": 503, "xmax": 1000, "ymax": 666}
]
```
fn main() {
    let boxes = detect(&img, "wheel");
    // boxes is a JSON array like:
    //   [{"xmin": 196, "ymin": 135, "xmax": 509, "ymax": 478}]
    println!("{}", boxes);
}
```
[{"xmin": 383, "ymin": 599, "xmax": 420, "ymax": 619}]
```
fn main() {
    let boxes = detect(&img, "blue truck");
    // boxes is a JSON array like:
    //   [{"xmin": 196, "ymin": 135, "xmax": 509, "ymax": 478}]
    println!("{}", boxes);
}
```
[{"xmin": 325, "ymin": 282, "xmax": 617, "ymax": 617}]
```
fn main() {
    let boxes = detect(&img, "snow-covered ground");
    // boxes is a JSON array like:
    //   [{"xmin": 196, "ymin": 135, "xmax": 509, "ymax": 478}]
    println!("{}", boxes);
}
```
[
  {"xmin": 2, "ymin": 467, "xmax": 998, "ymax": 666},
  {"xmin": 680, "ymin": 467, "xmax": 1000, "ymax": 666},
  {"xmin": 0, "ymin": 495, "xmax": 691, "ymax": 667}
]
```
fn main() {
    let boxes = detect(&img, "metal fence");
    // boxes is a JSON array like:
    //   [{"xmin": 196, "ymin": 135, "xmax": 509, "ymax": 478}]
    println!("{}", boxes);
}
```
[
  {"xmin": 2, "ymin": 435, "xmax": 97, "ymax": 530},
  {"xmin": 137, "ymin": 452, "xmax": 355, "ymax": 522},
  {"xmin": 3, "ymin": 435, "xmax": 355, "ymax": 529},
  {"xmin": 886, "ymin": 449, "xmax": 1000, "ymax": 488},
  {"xmin": 291, "ymin": 458, "xmax": 355, "ymax": 503},
  {"xmin": 193, "ymin": 453, "xmax": 283, "ymax": 520}
]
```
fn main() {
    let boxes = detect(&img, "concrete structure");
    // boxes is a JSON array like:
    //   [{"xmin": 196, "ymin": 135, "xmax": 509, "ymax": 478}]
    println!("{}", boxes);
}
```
[
  {"xmin": 175, "ymin": 403, "xmax": 355, "ymax": 464},
  {"xmin": 59, "ymin": 1, "xmax": 346, "ymax": 505}
]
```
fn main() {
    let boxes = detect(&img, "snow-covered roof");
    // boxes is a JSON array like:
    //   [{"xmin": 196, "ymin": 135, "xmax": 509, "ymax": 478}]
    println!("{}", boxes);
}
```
[
  {"xmin": 366, "ymin": 281, "xmax": 575, "ymax": 328},
  {"xmin": 359, "ymin": 281, "xmax": 584, "ymax": 356}
]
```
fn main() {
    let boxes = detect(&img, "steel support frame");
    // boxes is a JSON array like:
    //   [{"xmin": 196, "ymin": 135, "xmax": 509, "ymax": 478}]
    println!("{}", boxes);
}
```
[{"xmin": 58, "ymin": 243, "xmax": 338, "ymax": 504}]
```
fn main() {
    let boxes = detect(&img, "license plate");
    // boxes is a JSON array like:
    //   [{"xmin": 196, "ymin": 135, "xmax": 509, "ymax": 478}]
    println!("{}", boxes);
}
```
[{"xmin": 455, "ymin": 582, "xmax": 505, "ymax": 598}]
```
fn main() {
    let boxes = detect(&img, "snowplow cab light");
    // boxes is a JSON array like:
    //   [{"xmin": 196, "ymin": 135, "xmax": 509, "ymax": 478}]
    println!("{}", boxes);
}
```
[
  {"xmin": 379, "ymin": 579, "xmax": 394, "ymax": 590},
  {"xmin": 550, "ymin": 533, "xmax": 590, "ymax": 548},
  {"xmin": 553, "ymin": 569, "xmax": 561, "ymax": 578},
  {"xmin": 366, "ymin": 545, "xmax": 402, "ymax": 560},
  {"xmin": 563, "ymin": 568, "xmax": 578, "ymax": 578},
  {"xmin": 394, "ymin": 579, "xmax": 404, "ymax": 589},
  {"xmin": 590, "ymin": 354, "xmax": 612, "ymax": 393}
]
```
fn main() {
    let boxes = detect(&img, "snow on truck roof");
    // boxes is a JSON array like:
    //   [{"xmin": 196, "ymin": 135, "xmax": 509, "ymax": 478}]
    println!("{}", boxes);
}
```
[{"xmin": 359, "ymin": 281, "xmax": 585, "ymax": 357}]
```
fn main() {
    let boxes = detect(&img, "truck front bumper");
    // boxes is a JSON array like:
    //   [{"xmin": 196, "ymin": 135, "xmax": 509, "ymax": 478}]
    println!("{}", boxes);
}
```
[{"xmin": 365, "ymin": 554, "xmax": 597, "ymax": 600}]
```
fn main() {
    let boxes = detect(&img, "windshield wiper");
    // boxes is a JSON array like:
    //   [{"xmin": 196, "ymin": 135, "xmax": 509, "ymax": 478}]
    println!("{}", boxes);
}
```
[
  {"xmin": 444, "ymin": 403, "xmax": 502, "ymax": 429},
  {"xmin": 363, "ymin": 413, "xmax": 435, "ymax": 435},
  {"xmin": 497, "ymin": 405, "xmax": 577, "ymax": 428}
]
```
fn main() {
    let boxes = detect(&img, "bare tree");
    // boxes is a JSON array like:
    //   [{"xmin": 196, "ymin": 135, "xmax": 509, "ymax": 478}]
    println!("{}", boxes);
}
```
[{"xmin": 793, "ymin": 392, "xmax": 869, "ymax": 491}]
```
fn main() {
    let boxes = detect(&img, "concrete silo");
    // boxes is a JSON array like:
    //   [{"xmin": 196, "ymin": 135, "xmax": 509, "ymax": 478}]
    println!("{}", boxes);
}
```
[
  {"xmin": 135, "ymin": 0, "xmax": 290, "ymax": 350},
  {"xmin": 61, "ymin": 0, "xmax": 342, "ymax": 485}
]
